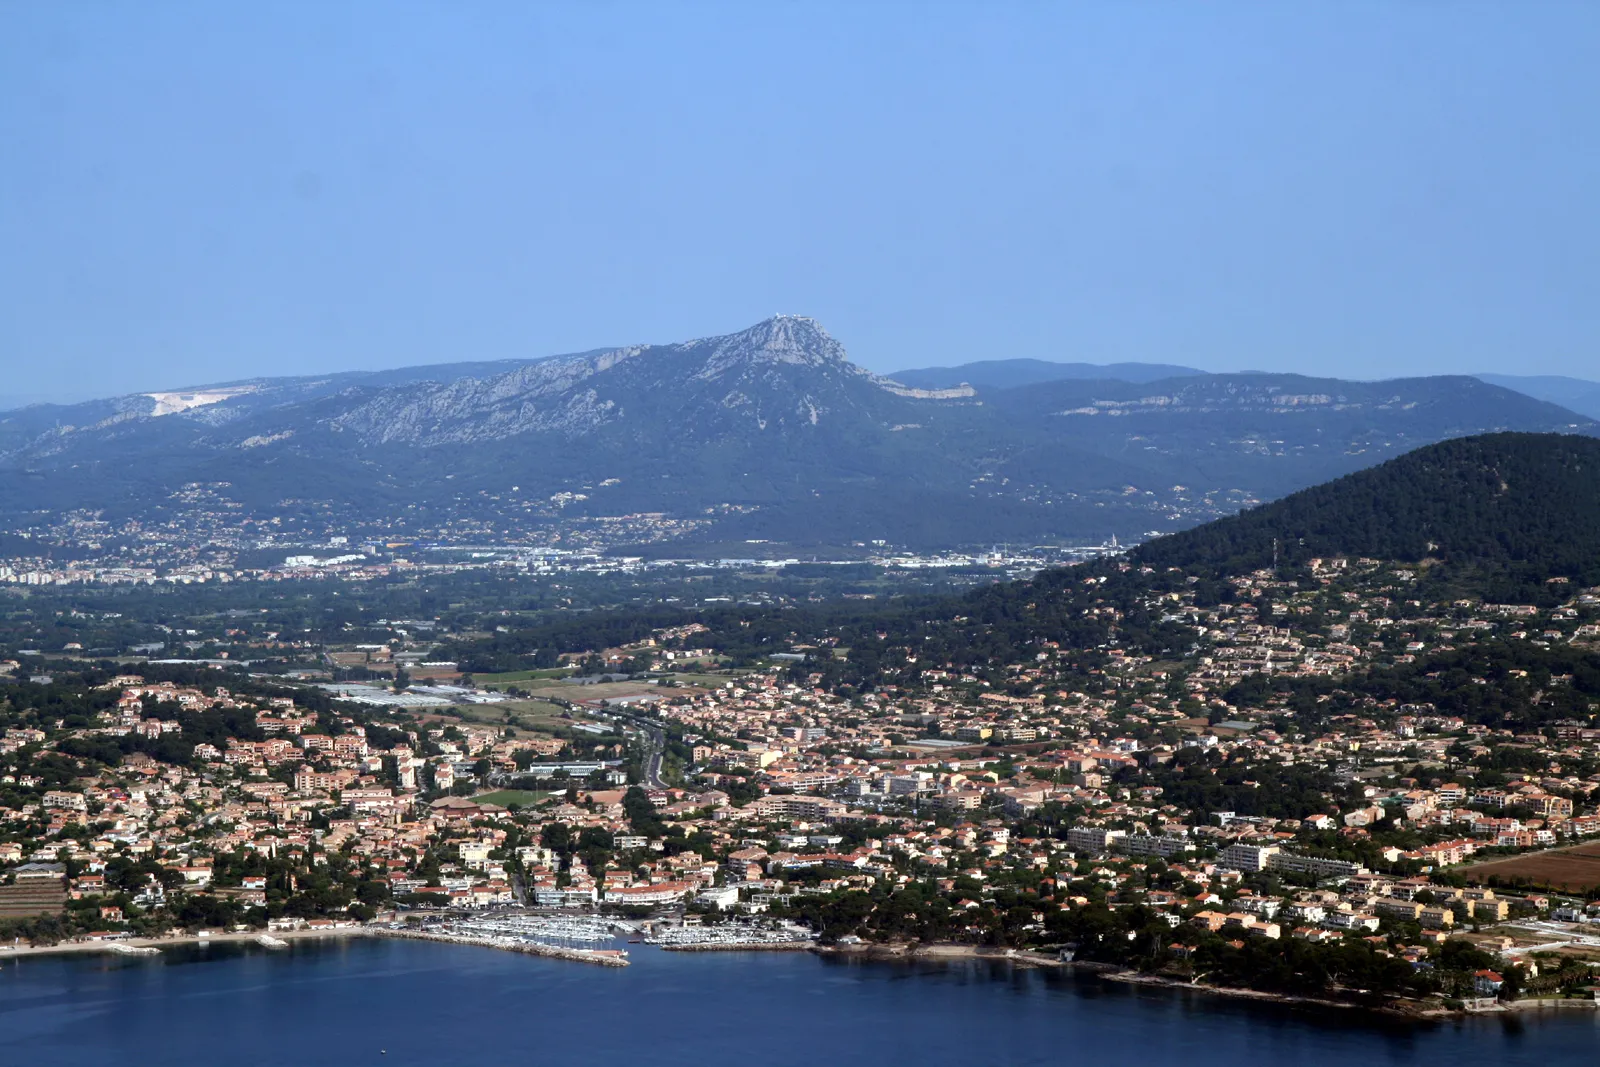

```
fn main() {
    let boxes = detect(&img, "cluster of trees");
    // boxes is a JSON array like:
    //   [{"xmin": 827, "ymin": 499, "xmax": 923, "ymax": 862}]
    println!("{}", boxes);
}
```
[
  {"xmin": 775, "ymin": 875, "xmax": 1557, "ymax": 1005},
  {"xmin": 1141, "ymin": 749, "xmax": 1346, "ymax": 823},
  {"xmin": 206, "ymin": 844, "xmax": 392, "ymax": 922},
  {"xmin": 1227, "ymin": 638, "xmax": 1600, "ymax": 731}
]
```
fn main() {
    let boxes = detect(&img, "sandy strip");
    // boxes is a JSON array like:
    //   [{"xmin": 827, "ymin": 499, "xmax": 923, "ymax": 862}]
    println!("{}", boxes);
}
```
[{"xmin": 0, "ymin": 925, "xmax": 371, "ymax": 960}]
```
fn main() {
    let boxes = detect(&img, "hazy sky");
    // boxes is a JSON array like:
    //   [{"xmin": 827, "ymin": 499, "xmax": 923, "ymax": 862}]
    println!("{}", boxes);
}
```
[{"xmin": 3, "ymin": 3, "xmax": 1597, "ymax": 401}]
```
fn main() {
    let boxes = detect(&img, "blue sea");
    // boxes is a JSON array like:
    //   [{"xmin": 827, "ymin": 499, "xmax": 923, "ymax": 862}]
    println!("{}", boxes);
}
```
[{"xmin": 2, "ymin": 940, "xmax": 1595, "ymax": 1066}]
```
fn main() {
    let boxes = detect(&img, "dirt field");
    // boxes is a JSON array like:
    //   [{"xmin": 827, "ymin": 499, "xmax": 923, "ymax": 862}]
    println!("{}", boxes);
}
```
[
  {"xmin": 414, "ymin": 700, "xmax": 579, "ymax": 738},
  {"xmin": 1462, "ymin": 840, "xmax": 1600, "ymax": 893},
  {"xmin": 474, "ymin": 668, "xmax": 574, "ymax": 685},
  {"xmin": 461, "ymin": 700, "xmax": 579, "ymax": 736},
  {"xmin": 520, "ymin": 680, "xmax": 710, "ymax": 704}
]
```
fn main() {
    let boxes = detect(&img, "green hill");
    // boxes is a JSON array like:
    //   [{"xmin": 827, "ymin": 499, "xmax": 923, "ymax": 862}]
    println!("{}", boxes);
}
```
[{"xmin": 1132, "ymin": 432, "xmax": 1600, "ymax": 590}]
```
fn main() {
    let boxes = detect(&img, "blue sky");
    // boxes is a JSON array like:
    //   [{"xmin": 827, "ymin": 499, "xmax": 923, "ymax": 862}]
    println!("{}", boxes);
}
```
[{"xmin": 2, "ymin": 2, "xmax": 1597, "ymax": 401}]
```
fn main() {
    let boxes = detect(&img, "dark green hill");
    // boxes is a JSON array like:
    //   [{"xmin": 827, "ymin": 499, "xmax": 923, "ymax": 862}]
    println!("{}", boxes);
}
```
[{"xmin": 1131, "ymin": 432, "xmax": 1600, "ymax": 589}]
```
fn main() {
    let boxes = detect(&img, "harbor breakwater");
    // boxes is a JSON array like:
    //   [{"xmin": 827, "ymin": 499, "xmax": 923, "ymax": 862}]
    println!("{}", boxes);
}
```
[{"xmin": 373, "ymin": 926, "xmax": 629, "ymax": 966}]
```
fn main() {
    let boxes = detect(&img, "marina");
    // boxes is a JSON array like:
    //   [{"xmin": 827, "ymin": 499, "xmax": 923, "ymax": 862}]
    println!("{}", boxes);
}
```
[
  {"xmin": 441, "ymin": 915, "xmax": 632, "ymax": 945},
  {"xmin": 645, "ymin": 922, "xmax": 816, "ymax": 949}
]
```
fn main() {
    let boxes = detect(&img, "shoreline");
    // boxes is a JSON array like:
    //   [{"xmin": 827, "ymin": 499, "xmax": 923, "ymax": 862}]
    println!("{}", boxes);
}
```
[
  {"xmin": 658, "ymin": 940, "xmax": 813, "ymax": 952},
  {"xmin": 6, "ymin": 927, "xmax": 1596, "ymax": 1020},
  {"xmin": 812, "ymin": 941, "xmax": 1600, "ymax": 1020},
  {"xmin": 817, "ymin": 942, "xmax": 1394, "ymax": 1014},
  {"xmin": 0, "ymin": 924, "xmax": 630, "ymax": 969},
  {"xmin": 0, "ymin": 925, "xmax": 372, "ymax": 961}
]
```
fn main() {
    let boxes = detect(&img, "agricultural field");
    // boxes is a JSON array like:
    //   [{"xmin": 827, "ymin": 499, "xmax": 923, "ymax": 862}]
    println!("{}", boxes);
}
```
[
  {"xmin": 657, "ymin": 671, "xmax": 742, "ymax": 687},
  {"xmin": 503, "ymin": 699, "xmax": 603, "ymax": 727},
  {"xmin": 419, "ymin": 699, "xmax": 585, "ymax": 738},
  {"xmin": 472, "ymin": 668, "xmax": 575, "ymax": 686},
  {"xmin": 475, "ymin": 700, "xmax": 584, "ymax": 735},
  {"xmin": 1462, "ymin": 840, "xmax": 1600, "ymax": 893},
  {"xmin": 514, "ymin": 680, "xmax": 694, "ymax": 703}
]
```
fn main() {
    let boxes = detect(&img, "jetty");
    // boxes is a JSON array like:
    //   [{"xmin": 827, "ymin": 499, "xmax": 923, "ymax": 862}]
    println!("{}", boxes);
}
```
[
  {"xmin": 375, "ymin": 925, "xmax": 629, "ymax": 967},
  {"xmin": 105, "ymin": 943, "xmax": 161, "ymax": 956}
]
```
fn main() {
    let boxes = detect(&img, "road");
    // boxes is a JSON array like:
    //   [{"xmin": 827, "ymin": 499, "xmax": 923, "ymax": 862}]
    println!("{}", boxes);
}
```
[
  {"xmin": 616, "ymin": 713, "xmax": 667, "ymax": 789},
  {"xmin": 1501, "ymin": 920, "xmax": 1600, "ymax": 956}
]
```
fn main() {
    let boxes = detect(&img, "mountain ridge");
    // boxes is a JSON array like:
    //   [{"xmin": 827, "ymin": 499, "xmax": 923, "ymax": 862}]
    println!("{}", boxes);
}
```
[
  {"xmin": 891, "ymin": 358, "xmax": 1206, "ymax": 391},
  {"xmin": 1, "ymin": 318, "xmax": 1595, "ymax": 550},
  {"xmin": 1475, "ymin": 373, "xmax": 1600, "ymax": 421}
]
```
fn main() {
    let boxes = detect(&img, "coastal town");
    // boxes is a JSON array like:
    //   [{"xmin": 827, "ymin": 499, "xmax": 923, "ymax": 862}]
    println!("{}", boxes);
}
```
[
  {"xmin": 7, "ymin": 1, "xmax": 1595, "ymax": 1058},
  {"xmin": 4, "ymin": 547, "xmax": 1600, "ymax": 1013}
]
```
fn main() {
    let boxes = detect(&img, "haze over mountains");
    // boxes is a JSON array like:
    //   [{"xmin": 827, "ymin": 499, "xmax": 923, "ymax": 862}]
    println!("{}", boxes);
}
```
[
  {"xmin": 1474, "ymin": 375, "xmax": 1600, "ymax": 421},
  {"xmin": 1, "ymin": 317, "xmax": 1595, "ymax": 551},
  {"xmin": 892, "ymin": 361, "xmax": 1600, "ymax": 422},
  {"xmin": 889, "ymin": 359, "xmax": 1205, "ymax": 392}
]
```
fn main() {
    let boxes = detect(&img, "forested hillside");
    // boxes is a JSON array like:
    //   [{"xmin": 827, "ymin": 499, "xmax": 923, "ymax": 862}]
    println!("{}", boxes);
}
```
[
  {"xmin": 453, "ymin": 432, "xmax": 1600, "ymax": 677},
  {"xmin": 1132, "ymin": 433, "xmax": 1600, "ymax": 592}
]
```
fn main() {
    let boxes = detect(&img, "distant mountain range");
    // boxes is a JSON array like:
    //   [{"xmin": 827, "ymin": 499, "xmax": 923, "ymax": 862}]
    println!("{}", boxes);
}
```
[
  {"xmin": 1, "ymin": 318, "xmax": 1594, "ymax": 550},
  {"xmin": 889, "ymin": 359, "xmax": 1205, "ymax": 391},
  {"xmin": 891, "ymin": 359, "xmax": 1600, "ymax": 421},
  {"xmin": 1474, "ymin": 374, "xmax": 1600, "ymax": 421},
  {"xmin": 0, "ymin": 393, "xmax": 82, "ymax": 413}
]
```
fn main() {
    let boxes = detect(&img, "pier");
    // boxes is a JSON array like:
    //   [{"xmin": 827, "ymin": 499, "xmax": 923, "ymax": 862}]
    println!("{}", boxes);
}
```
[{"xmin": 376, "ymin": 925, "xmax": 629, "ymax": 966}]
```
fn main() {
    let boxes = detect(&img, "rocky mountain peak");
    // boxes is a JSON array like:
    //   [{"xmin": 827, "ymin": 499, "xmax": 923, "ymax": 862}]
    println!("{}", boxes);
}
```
[{"xmin": 687, "ymin": 315, "xmax": 856, "ymax": 379}]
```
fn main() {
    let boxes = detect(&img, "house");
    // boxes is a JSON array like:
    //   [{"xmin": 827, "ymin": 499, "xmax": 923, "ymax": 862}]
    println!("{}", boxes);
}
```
[{"xmin": 696, "ymin": 886, "xmax": 741, "ymax": 909}]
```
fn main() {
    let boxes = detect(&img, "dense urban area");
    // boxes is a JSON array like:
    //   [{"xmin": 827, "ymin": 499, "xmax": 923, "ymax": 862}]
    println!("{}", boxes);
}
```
[{"xmin": 5, "ymin": 435, "xmax": 1600, "ymax": 1017}]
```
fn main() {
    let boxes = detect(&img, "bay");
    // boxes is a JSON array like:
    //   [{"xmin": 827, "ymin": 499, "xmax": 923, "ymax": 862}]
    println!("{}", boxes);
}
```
[{"xmin": 1, "ymin": 939, "xmax": 1595, "ymax": 1066}]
